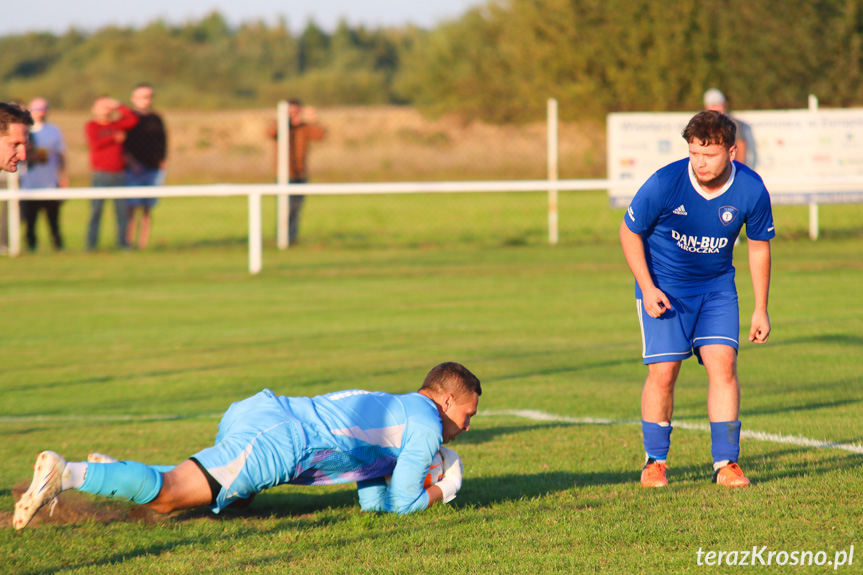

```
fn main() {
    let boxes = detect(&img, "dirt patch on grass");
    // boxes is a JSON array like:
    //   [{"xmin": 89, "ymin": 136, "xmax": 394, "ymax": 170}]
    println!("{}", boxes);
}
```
[{"xmin": 2, "ymin": 482, "xmax": 161, "ymax": 529}]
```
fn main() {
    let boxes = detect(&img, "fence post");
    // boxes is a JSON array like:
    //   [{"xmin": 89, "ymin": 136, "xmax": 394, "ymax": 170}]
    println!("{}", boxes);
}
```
[
  {"xmin": 808, "ymin": 94, "xmax": 819, "ymax": 240},
  {"xmin": 249, "ymin": 191, "xmax": 262, "ymax": 274},
  {"xmin": 7, "ymin": 172, "xmax": 20, "ymax": 257},
  {"xmin": 276, "ymin": 100, "xmax": 290, "ymax": 249},
  {"xmin": 547, "ymin": 98, "xmax": 559, "ymax": 246}
]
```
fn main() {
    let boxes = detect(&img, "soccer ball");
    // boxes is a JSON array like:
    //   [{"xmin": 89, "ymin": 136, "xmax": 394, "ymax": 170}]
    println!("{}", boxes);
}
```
[
  {"xmin": 385, "ymin": 449, "xmax": 446, "ymax": 487},
  {"xmin": 423, "ymin": 450, "xmax": 445, "ymax": 488}
]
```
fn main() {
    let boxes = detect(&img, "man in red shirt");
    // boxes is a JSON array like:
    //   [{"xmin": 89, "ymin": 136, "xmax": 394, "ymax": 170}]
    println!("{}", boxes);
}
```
[{"xmin": 85, "ymin": 97, "xmax": 138, "ymax": 251}]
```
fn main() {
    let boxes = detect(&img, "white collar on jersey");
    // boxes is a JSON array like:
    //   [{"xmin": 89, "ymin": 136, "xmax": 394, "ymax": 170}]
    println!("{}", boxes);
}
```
[{"xmin": 688, "ymin": 161, "xmax": 736, "ymax": 201}]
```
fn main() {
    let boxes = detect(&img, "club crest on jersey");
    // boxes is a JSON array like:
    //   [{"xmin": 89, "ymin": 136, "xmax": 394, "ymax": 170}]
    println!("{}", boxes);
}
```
[{"xmin": 719, "ymin": 206, "xmax": 739, "ymax": 226}]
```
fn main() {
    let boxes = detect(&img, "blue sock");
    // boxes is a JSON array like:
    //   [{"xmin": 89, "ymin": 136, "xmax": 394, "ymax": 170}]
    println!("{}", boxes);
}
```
[
  {"xmin": 79, "ymin": 461, "xmax": 163, "ymax": 504},
  {"xmin": 710, "ymin": 420, "xmax": 742, "ymax": 464},
  {"xmin": 642, "ymin": 420, "xmax": 673, "ymax": 461}
]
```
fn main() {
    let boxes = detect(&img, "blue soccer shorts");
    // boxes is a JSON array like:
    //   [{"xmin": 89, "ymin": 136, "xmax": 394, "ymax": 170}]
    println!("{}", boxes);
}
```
[
  {"xmin": 636, "ymin": 290, "xmax": 739, "ymax": 365},
  {"xmin": 192, "ymin": 389, "xmax": 304, "ymax": 513}
]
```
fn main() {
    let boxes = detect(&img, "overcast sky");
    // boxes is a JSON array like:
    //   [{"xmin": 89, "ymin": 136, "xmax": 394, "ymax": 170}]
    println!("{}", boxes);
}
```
[{"xmin": 1, "ymin": 0, "xmax": 486, "ymax": 36}]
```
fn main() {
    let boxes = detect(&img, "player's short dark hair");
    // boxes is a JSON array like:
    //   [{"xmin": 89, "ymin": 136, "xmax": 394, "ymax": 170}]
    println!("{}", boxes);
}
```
[
  {"xmin": 682, "ymin": 110, "xmax": 736, "ymax": 149},
  {"xmin": 288, "ymin": 98, "xmax": 302, "ymax": 107},
  {"xmin": 420, "ymin": 362, "xmax": 482, "ymax": 402},
  {"xmin": 0, "ymin": 102, "xmax": 34, "ymax": 135}
]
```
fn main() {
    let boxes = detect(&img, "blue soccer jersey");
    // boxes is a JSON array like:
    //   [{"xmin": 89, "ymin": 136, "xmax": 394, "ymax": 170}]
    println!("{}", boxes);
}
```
[
  {"xmin": 624, "ymin": 159, "xmax": 775, "ymax": 297},
  {"xmin": 194, "ymin": 389, "xmax": 443, "ymax": 515}
]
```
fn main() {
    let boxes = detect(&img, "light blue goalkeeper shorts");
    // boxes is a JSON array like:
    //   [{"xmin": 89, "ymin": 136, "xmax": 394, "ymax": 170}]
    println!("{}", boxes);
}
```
[{"xmin": 192, "ymin": 389, "xmax": 305, "ymax": 513}]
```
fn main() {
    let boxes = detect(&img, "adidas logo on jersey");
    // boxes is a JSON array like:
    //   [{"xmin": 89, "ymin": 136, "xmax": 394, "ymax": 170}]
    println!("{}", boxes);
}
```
[{"xmin": 673, "ymin": 205, "xmax": 688, "ymax": 216}]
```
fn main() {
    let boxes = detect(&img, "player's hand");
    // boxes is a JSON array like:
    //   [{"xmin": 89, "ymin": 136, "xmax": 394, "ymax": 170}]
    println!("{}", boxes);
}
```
[
  {"xmin": 643, "ymin": 286, "xmax": 672, "ymax": 318},
  {"xmin": 749, "ymin": 309, "xmax": 771, "ymax": 343},
  {"xmin": 436, "ymin": 446, "xmax": 463, "ymax": 503}
]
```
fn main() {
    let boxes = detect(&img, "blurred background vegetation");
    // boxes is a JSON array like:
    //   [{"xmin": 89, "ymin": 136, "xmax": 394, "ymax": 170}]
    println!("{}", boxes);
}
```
[{"xmin": 1, "ymin": 0, "xmax": 862, "ymax": 122}]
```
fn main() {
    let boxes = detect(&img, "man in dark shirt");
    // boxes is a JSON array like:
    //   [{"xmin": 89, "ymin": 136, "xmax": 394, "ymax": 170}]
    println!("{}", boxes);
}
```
[{"xmin": 124, "ymin": 83, "xmax": 167, "ymax": 249}]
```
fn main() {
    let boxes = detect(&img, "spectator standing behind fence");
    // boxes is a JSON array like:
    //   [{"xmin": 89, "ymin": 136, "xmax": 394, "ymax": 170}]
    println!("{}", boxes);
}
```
[
  {"xmin": 19, "ymin": 97, "xmax": 68, "ymax": 252},
  {"xmin": 267, "ymin": 99, "xmax": 325, "ymax": 245},
  {"xmin": 124, "ymin": 83, "xmax": 167, "ymax": 250},
  {"xmin": 703, "ymin": 89, "xmax": 757, "ymax": 169},
  {"xmin": 85, "ymin": 97, "xmax": 138, "ymax": 251}
]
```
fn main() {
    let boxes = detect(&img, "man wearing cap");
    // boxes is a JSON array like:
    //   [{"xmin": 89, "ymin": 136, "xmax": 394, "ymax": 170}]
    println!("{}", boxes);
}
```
[{"xmin": 703, "ymin": 89, "xmax": 757, "ymax": 168}]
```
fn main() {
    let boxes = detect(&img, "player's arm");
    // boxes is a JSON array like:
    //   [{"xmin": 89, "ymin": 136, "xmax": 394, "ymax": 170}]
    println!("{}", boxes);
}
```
[
  {"xmin": 384, "ymin": 446, "xmax": 436, "ymax": 514},
  {"xmin": 747, "ymin": 239, "xmax": 771, "ymax": 343},
  {"xmin": 356, "ymin": 435, "xmax": 438, "ymax": 514},
  {"xmin": 356, "ymin": 477, "xmax": 388, "ymax": 511},
  {"xmin": 619, "ymin": 220, "xmax": 671, "ymax": 317}
]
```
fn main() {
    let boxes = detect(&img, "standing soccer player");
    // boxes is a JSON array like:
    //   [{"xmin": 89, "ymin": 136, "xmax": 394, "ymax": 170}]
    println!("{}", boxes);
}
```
[{"xmin": 619, "ymin": 110, "xmax": 774, "ymax": 488}]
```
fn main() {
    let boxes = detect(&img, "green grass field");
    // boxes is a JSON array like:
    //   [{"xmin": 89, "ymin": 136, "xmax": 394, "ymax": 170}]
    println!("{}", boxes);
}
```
[{"xmin": 2, "ymin": 191, "xmax": 861, "ymax": 573}]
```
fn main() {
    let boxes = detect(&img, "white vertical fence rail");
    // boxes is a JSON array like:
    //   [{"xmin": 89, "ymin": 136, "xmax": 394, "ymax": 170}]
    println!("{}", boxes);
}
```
[
  {"xmin": 547, "ymin": 98, "xmax": 559, "ymax": 246},
  {"xmin": 808, "ymin": 94, "xmax": 820, "ymax": 241},
  {"xmin": 276, "ymin": 100, "xmax": 290, "ymax": 250},
  {"xmin": 248, "ymin": 192, "xmax": 262, "ymax": 274}
]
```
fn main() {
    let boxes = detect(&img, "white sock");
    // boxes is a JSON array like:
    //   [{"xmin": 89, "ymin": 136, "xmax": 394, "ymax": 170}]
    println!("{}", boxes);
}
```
[
  {"xmin": 61, "ymin": 462, "xmax": 88, "ymax": 490},
  {"xmin": 713, "ymin": 459, "xmax": 730, "ymax": 471},
  {"xmin": 645, "ymin": 454, "xmax": 666, "ymax": 464}
]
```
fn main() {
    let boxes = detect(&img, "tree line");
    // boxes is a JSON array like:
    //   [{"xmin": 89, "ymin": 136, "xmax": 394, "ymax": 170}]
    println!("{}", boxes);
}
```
[{"xmin": 2, "ymin": 1, "xmax": 862, "ymax": 122}]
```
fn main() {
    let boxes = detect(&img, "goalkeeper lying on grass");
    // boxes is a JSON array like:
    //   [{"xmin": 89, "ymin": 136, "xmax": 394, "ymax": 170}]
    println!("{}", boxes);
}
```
[{"xmin": 14, "ymin": 362, "xmax": 479, "ymax": 529}]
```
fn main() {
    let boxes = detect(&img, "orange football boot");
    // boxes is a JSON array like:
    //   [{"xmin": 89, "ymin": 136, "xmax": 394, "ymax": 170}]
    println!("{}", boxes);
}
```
[
  {"xmin": 713, "ymin": 462, "xmax": 750, "ymax": 487},
  {"xmin": 640, "ymin": 460, "xmax": 669, "ymax": 487}
]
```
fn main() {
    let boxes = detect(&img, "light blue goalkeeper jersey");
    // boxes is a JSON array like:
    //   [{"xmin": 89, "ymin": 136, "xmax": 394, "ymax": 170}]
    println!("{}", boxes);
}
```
[{"xmin": 276, "ymin": 389, "xmax": 443, "ymax": 514}]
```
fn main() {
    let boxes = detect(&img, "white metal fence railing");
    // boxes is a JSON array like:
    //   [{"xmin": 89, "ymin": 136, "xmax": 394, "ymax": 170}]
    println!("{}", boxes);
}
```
[
  {"xmin": 0, "ymin": 179, "xmax": 607, "ymax": 273},
  {"xmin": 3, "ymin": 174, "xmax": 863, "ymax": 273}
]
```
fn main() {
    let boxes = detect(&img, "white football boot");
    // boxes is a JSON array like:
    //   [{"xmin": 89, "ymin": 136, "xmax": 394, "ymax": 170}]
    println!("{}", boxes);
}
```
[{"xmin": 13, "ymin": 451, "xmax": 66, "ymax": 530}]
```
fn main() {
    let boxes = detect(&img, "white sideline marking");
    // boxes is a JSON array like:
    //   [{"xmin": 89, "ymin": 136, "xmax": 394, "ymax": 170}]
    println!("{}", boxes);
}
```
[{"xmin": 483, "ymin": 409, "xmax": 863, "ymax": 455}]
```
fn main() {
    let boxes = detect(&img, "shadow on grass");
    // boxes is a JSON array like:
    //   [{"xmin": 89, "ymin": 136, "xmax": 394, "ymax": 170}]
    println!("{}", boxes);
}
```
[
  {"xmin": 17, "ymin": 538, "xmax": 220, "ymax": 575},
  {"xmin": 14, "ymin": 505, "xmax": 348, "ymax": 575},
  {"xmin": 172, "ymin": 487, "xmax": 360, "ymax": 522},
  {"xmin": 458, "ymin": 421, "xmax": 617, "ymax": 445},
  {"xmin": 742, "ymin": 397, "xmax": 863, "ymax": 418},
  {"xmin": 454, "ymin": 470, "xmax": 631, "ymax": 508},
  {"xmin": 492, "ymin": 357, "xmax": 634, "ymax": 381},
  {"xmin": 745, "ymin": 446, "xmax": 863, "ymax": 484},
  {"xmin": 768, "ymin": 333, "xmax": 863, "ymax": 348},
  {"xmin": 3, "ymin": 362, "xmax": 247, "ymax": 394}
]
